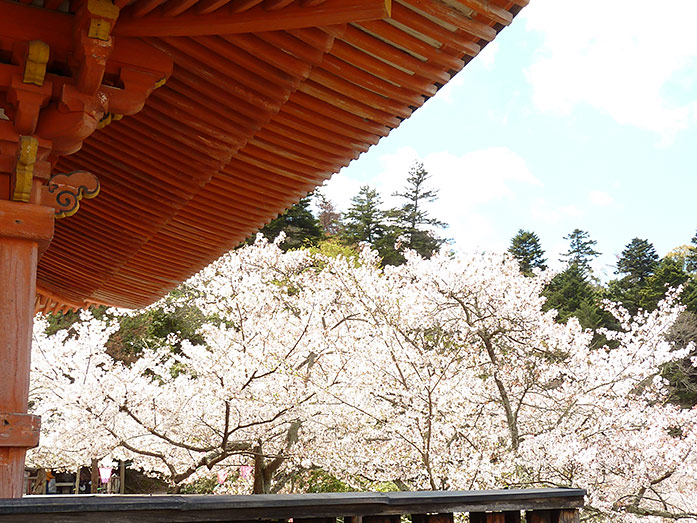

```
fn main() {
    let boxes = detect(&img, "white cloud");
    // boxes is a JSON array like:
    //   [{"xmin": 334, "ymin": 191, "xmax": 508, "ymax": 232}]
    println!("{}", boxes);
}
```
[
  {"xmin": 434, "ymin": 41, "xmax": 499, "ymax": 105},
  {"xmin": 317, "ymin": 170, "xmax": 363, "ymax": 213},
  {"xmin": 434, "ymin": 70, "xmax": 466, "ymax": 104},
  {"xmin": 588, "ymin": 190, "xmax": 614, "ymax": 207},
  {"xmin": 530, "ymin": 197, "xmax": 584, "ymax": 224},
  {"xmin": 523, "ymin": 0, "xmax": 697, "ymax": 141},
  {"xmin": 478, "ymin": 41, "xmax": 499, "ymax": 71}
]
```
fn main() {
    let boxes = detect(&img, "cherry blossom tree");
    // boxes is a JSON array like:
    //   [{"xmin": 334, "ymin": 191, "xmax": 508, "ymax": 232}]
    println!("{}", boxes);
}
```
[
  {"xmin": 30, "ymin": 236, "xmax": 350, "ymax": 493},
  {"xmin": 29, "ymin": 238, "xmax": 697, "ymax": 521},
  {"xmin": 307, "ymin": 251, "xmax": 697, "ymax": 521}
]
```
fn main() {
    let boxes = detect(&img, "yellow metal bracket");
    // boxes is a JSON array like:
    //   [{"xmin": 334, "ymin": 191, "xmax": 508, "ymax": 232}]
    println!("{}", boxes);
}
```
[
  {"xmin": 23, "ymin": 41, "xmax": 50, "ymax": 86},
  {"xmin": 12, "ymin": 136, "xmax": 38, "ymax": 203},
  {"xmin": 86, "ymin": 0, "xmax": 120, "ymax": 40}
]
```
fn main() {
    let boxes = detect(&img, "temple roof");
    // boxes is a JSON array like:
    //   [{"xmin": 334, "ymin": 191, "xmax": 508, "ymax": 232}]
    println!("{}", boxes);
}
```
[{"xmin": 30, "ymin": 0, "xmax": 527, "ymax": 312}]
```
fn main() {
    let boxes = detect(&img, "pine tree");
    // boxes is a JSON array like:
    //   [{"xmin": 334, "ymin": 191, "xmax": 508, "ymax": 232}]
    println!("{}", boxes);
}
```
[
  {"xmin": 615, "ymin": 238, "xmax": 658, "ymax": 283},
  {"xmin": 255, "ymin": 195, "xmax": 323, "ymax": 251},
  {"xmin": 508, "ymin": 229, "xmax": 547, "ymax": 275},
  {"xmin": 607, "ymin": 238, "xmax": 659, "ymax": 314},
  {"xmin": 341, "ymin": 185, "xmax": 387, "ymax": 246},
  {"xmin": 389, "ymin": 162, "xmax": 447, "ymax": 259},
  {"xmin": 560, "ymin": 229, "xmax": 600, "ymax": 275}
]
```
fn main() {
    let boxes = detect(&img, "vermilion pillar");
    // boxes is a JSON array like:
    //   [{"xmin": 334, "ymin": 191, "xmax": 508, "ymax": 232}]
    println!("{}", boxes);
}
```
[
  {"xmin": 0, "ymin": 201, "xmax": 53, "ymax": 497},
  {"xmin": 0, "ymin": 0, "xmax": 171, "ymax": 497}
]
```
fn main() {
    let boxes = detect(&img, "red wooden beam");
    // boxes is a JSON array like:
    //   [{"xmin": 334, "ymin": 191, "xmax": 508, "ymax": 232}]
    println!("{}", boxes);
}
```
[
  {"xmin": 113, "ymin": 0, "xmax": 391, "ymax": 37},
  {"xmin": 0, "ymin": 2, "xmax": 172, "ymax": 78},
  {"xmin": 0, "ymin": 0, "xmax": 73, "ymax": 56}
]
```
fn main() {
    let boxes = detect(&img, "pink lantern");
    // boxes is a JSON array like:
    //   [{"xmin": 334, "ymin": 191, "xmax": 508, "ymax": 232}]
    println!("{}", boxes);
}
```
[
  {"xmin": 98, "ymin": 467, "xmax": 112, "ymax": 484},
  {"xmin": 239, "ymin": 465, "xmax": 253, "ymax": 479},
  {"xmin": 217, "ymin": 470, "xmax": 228, "ymax": 484}
]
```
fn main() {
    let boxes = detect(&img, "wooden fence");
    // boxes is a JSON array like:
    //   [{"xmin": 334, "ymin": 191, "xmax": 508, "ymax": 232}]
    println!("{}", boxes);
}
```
[{"xmin": 0, "ymin": 488, "xmax": 585, "ymax": 522}]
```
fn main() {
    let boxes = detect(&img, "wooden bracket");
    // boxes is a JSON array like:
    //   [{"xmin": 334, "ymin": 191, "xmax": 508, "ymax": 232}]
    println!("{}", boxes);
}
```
[
  {"xmin": 41, "ymin": 170, "xmax": 100, "ymax": 219},
  {"xmin": 75, "ymin": 0, "xmax": 120, "ymax": 95},
  {"xmin": 4, "ymin": 41, "xmax": 53, "ymax": 135}
]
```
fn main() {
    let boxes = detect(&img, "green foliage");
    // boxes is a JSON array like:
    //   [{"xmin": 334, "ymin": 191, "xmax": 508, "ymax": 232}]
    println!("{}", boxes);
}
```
[
  {"xmin": 606, "ymin": 277, "xmax": 642, "ymax": 315},
  {"xmin": 615, "ymin": 238, "xmax": 659, "ymax": 283},
  {"xmin": 337, "ymin": 164, "xmax": 449, "ymax": 266},
  {"xmin": 559, "ymin": 229, "xmax": 600, "ymax": 275},
  {"xmin": 508, "ymin": 229, "xmax": 547, "ymax": 275},
  {"xmin": 307, "ymin": 238, "xmax": 360, "ymax": 266},
  {"xmin": 44, "ymin": 309, "xmax": 83, "ymax": 336},
  {"xmin": 255, "ymin": 195, "xmax": 324, "ymax": 251},
  {"xmin": 387, "ymin": 162, "xmax": 447, "ymax": 261},
  {"xmin": 687, "ymin": 230, "xmax": 697, "ymax": 274},
  {"xmin": 179, "ymin": 475, "xmax": 220, "ymax": 494},
  {"xmin": 638, "ymin": 256, "xmax": 696, "ymax": 313},
  {"xmin": 295, "ymin": 469, "xmax": 353, "ymax": 493},
  {"xmin": 340, "ymin": 185, "xmax": 405, "ymax": 266},
  {"xmin": 607, "ymin": 238, "xmax": 659, "ymax": 315},
  {"xmin": 661, "ymin": 312, "xmax": 697, "ymax": 408},
  {"xmin": 341, "ymin": 185, "xmax": 387, "ymax": 246},
  {"xmin": 43, "ymin": 285, "xmax": 212, "ymax": 364},
  {"xmin": 543, "ymin": 263, "xmax": 616, "ymax": 347},
  {"xmin": 543, "ymin": 264, "xmax": 598, "ymax": 325},
  {"xmin": 106, "ymin": 291, "xmax": 208, "ymax": 362}
]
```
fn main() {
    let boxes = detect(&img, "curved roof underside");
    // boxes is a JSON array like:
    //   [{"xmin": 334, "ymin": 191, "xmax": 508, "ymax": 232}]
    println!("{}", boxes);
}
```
[{"xmin": 35, "ymin": 0, "xmax": 526, "ymax": 313}]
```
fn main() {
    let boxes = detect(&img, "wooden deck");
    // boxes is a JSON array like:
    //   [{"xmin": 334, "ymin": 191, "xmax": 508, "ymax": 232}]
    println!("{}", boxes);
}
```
[{"xmin": 0, "ymin": 488, "xmax": 585, "ymax": 522}]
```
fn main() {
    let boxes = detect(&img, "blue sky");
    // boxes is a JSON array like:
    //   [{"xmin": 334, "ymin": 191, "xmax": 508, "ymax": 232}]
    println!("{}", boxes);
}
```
[{"xmin": 321, "ymin": 0, "xmax": 697, "ymax": 279}]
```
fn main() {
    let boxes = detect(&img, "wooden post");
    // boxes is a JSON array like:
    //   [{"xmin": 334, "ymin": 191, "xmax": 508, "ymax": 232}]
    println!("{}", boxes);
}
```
[
  {"xmin": 504, "ymin": 512, "xmax": 521, "ymax": 523},
  {"xmin": 363, "ymin": 516, "xmax": 401, "ymax": 523},
  {"xmin": 0, "ymin": 201, "xmax": 53, "ymax": 498},
  {"xmin": 90, "ymin": 459, "xmax": 99, "ymax": 494},
  {"xmin": 470, "ymin": 513, "xmax": 505, "ymax": 523},
  {"xmin": 557, "ymin": 510, "xmax": 579, "ymax": 523},
  {"xmin": 527, "ymin": 511, "xmax": 554, "ymax": 523},
  {"xmin": 413, "ymin": 513, "xmax": 454, "ymax": 523},
  {"xmin": 119, "ymin": 461, "xmax": 125, "ymax": 494}
]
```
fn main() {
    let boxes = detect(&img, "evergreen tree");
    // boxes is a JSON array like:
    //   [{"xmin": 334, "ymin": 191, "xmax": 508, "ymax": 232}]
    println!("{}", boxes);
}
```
[
  {"xmin": 388, "ymin": 162, "xmax": 447, "ymax": 259},
  {"xmin": 543, "ymin": 263, "xmax": 600, "ymax": 327},
  {"xmin": 607, "ymin": 238, "xmax": 659, "ymax": 314},
  {"xmin": 615, "ymin": 238, "xmax": 658, "ymax": 283},
  {"xmin": 559, "ymin": 229, "xmax": 600, "ymax": 275},
  {"xmin": 543, "ymin": 263, "xmax": 616, "ymax": 346},
  {"xmin": 638, "ymin": 256, "xmax": 697, "ymax": 313},
  {"xmin": 606, "ymin": 277, "xmax": 642, "ymax": 315},
  {"xmin": 508, "ymin": 229, "xmax": 547, "ymax": 275},
  {"xmin": 44, "ymin": 286, "xmax": 209, "ymax": 364},
  {"xmin": 255, "ymin": 195, "xmax": 323, "ymax": 251},
  {"xmin": 341, "ymin": 185, "xmax": 387, "ymax": 246}
]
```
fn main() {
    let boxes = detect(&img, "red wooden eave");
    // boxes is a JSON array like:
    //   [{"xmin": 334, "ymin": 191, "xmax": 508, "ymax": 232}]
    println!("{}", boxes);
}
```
[{"xmin": 0, "ymin": 0, "xmax": 528, "ymax": 313}]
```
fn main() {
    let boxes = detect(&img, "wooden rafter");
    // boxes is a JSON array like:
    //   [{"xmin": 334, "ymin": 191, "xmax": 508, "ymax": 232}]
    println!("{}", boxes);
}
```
[
  {"xmin": 8, "ymin": 0, "xmax": 527, "ymax": 312},
  {"xmin": 114, "ymin": 0, "xmax": 391, "ymax": 37}
]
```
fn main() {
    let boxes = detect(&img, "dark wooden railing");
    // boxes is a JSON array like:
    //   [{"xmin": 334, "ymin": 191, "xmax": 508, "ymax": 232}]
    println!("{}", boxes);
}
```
[{"xmin": 0, "ymin": 488, "xmax": 585, "ymax": 522}]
